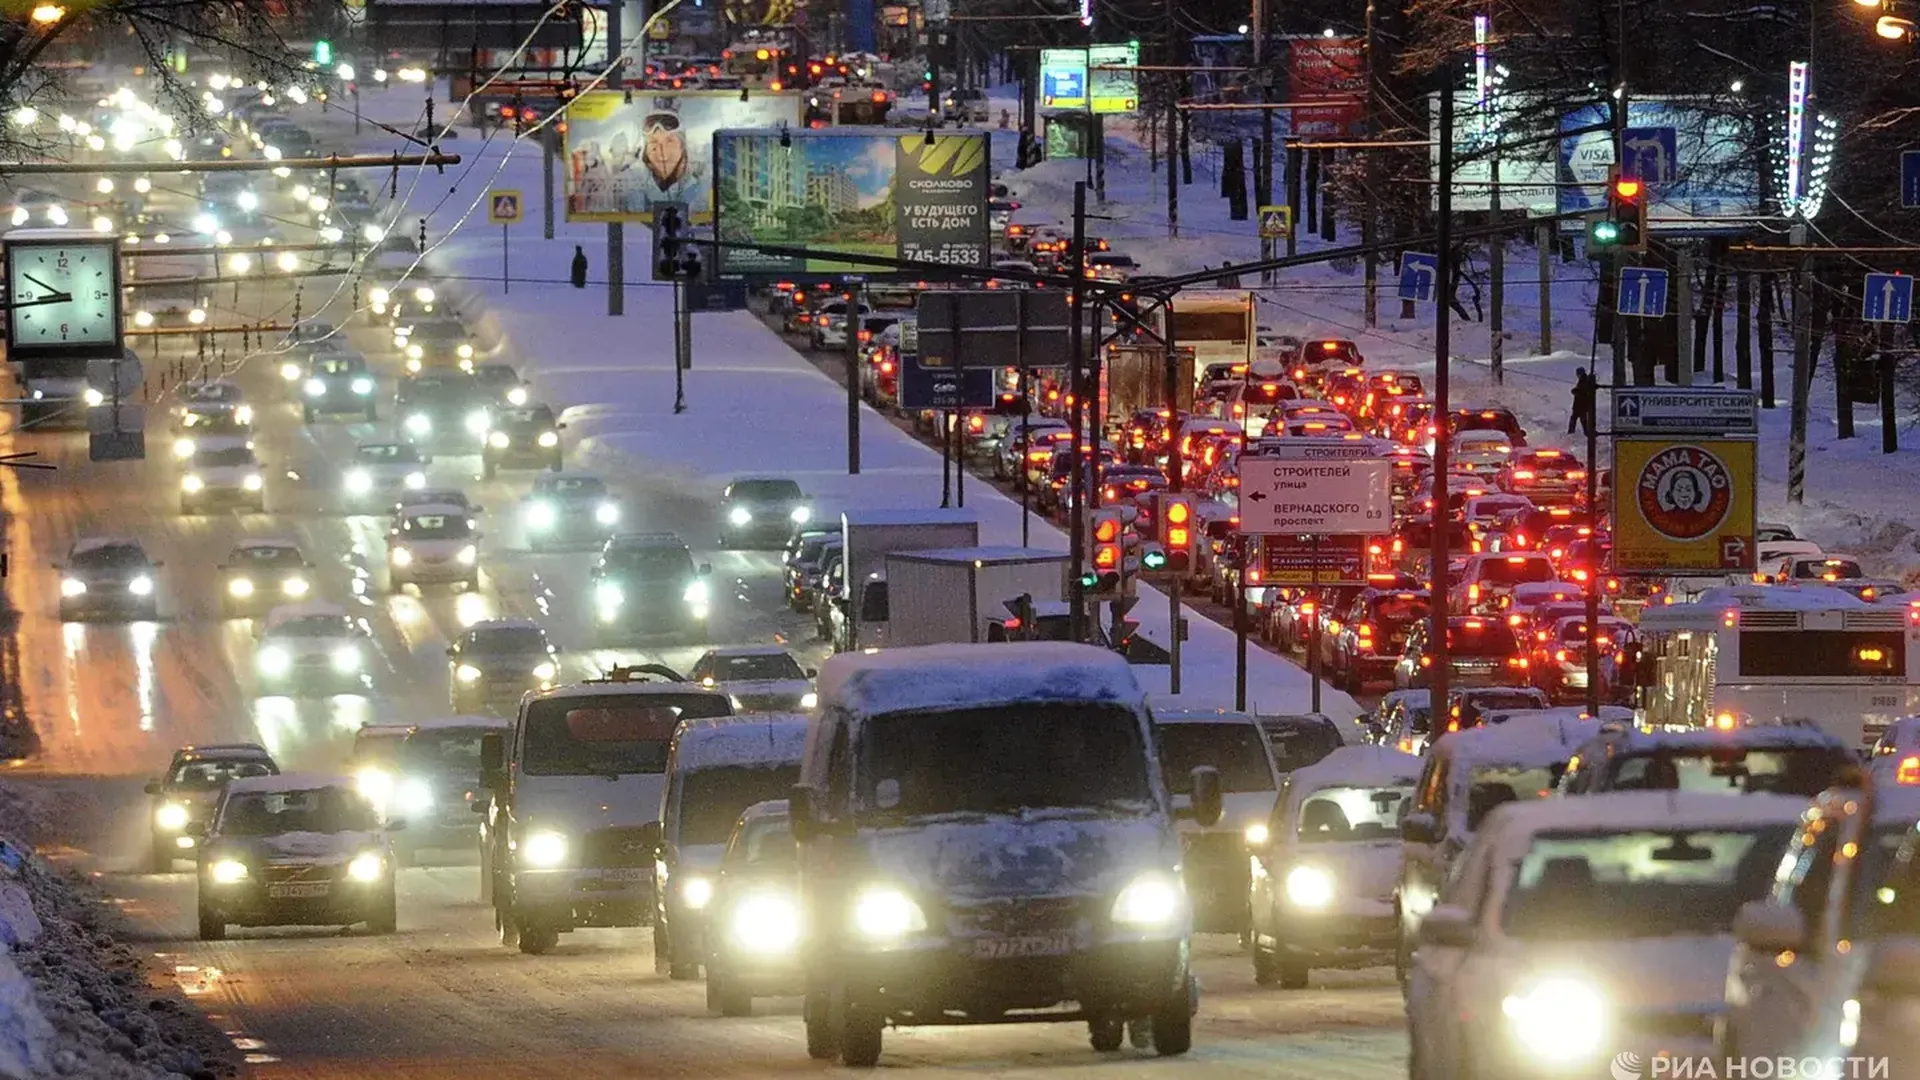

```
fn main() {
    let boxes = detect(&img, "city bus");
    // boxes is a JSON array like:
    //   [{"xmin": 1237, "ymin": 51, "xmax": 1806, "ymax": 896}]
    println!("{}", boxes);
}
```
[
  {"xmin": 1160, "ymin": 290, "xmax": 1254, "ymax": 382},
  {"xmin": 1634, "ymin": 584, "xmax": 1920, "ymax": 750}
]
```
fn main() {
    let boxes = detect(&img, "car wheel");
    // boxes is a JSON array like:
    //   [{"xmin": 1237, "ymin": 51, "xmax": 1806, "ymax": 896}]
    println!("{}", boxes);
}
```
[
  {"xmin": 150, "ymin": 839, "xmax": 174, "ymax": 874},
  {"xmin": 652, "ymin": 924, "xmax": 672, "ymax": 976},
  {"xmin": 1251, "ymin": 941, "xmax": 1281, "ymax": 986},
  {"xmin": 368, "ymin": 886, "xmax": 398, "ymax": 934},
  {"xmin": 1088, "ymin": 1015, "xmax": 1124, "ymax": 1052},
  {"xmin": 804, "ymin": 989, "xmax": 838, "ymax": 1060},
  {"xmin": 1278, "ymin": 959, "xmax": 1310, "ymax": 990},
  {"xmin": 196, "ymin": 905, "xmax": 225, "ymax": 941},
  {"xmin": 518, "ymin": 918, "xmax": 557, "ymax": 955},
  {"xmin": 708, "ymin": 973, "xmax": 752, "ymax": 1017},
  {"xmin": 497, "ymin": 900, "xmax": 520, "ymax": 949},
  {"xmin": 1149, "ymin": 981, "xmax": 1194, "ymax": 1056},
  {"xmin": 838, "ymin": 1001, "xmax": 884, "ymax": 1068}
]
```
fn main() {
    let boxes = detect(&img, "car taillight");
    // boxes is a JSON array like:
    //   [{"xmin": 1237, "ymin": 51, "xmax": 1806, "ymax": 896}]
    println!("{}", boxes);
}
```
[
  {"xmin": 1507, "ymin": 656, "xmax": 1529, "ymax": 669},
  {"xmin": 1468, "ymin": 583, "xmax": 1480, "ymax": 602},
  {"xmin": 1419, "ymin": 655, "xmax": 1433, "ymax": 667},
  {"xmin": 1900, "ymin": 756, "xmax": 1920, "ymax": 785},
  {"xmin": 1512, "ymin": 469, "xmax": 1534, "ymax": 480},
  {"xmin": 1554, "ymin": 649, "xmax": 1568, "ymax": 663},
  {"xmin": 1247, "ymin": 569, "xmax": 1262, "ymax": 584}
]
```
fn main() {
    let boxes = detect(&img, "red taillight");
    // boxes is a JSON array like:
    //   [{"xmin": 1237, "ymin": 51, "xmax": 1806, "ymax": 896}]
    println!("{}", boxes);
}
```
[
  {"xmin": 1900, "ymin": 756, "xmax": 1920, "ymax": 785},
  {"xmin": 1002, "ymin": 617, "xmax": 1021, "ymax": 631},
  {"xmin": 879, "ymin": 361, "xmax": 894, "ymax": 374},
  {"xmin": 1247, "ymin": 569, "xmax": 1262, "ymax": 584},
  {"xmin": 1507, "ymin": 656, "xmax": 1529, "ymax": 669},
  {"xmin": 1512, "ymin": 469, "xmax": 1535, "ymax": 480},
  {"xmin": 1554, "ymin": 649, "xmax": 1569, "ymax": 663}
]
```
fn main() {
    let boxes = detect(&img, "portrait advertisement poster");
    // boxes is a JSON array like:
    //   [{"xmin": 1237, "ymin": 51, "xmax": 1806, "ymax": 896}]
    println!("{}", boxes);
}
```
[
  {"xmin": 1612, "ymin": 437, "xmax": 1758, "ymax": 574},
  {"xmin": 712, "ymin": 129, "xmax": 990, "ymax": 279},
  {"xmin": 563, "ymin": 90, "xmax": 801, "ymax": 224}
]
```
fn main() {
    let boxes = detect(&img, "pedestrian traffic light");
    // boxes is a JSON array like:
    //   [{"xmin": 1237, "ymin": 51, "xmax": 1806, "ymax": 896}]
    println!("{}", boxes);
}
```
[
  {"xmin": 312, "ymin": 39, "xmax": 332, "ymax": 66},
  {"xmin": 1160, "ymin": 494, "xmax": 1195, "ymax": 574}
]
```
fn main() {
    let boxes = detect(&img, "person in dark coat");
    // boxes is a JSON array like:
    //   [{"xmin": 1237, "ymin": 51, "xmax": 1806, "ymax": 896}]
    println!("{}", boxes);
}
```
[
  {"xmin": 570, "ymin": 245, "xmax": 589, "ymax": 289},
  {"xmin": 1568, "ymin": 367, "xmax": 1597, "ymax": 437},
  {"xmin": 1218, "ymin": 259, "xmax": 1241, "ymax": 288}
]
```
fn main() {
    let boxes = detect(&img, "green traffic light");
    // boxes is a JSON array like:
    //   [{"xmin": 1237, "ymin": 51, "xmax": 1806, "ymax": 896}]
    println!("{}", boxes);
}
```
[
  {"xmin": 1077, "ymin": 572, "xmax": 1098, "ymax": 589},
  {"xmin": 1142, "ymin": 550, "xmax": 1167, "ymax": 570},
  {"xmin": 313, "ymin": 40, "xmax": 333, "ymax": 66},
  {"xmin": 1591, "ymin": 221, "xmax": 1619, "ymax": 245}
]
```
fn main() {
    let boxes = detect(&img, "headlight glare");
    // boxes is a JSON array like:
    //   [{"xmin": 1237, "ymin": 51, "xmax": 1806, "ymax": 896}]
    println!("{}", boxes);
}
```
[
  {"xmin": 522, "ymin": 831, "xmax": 567, "ymax": 867},
  {"xmin": 532, "ymin": 661, "xmax": 557, "ymax": 680},
  {"xmin": 155, "ymin": 802, "xmax": 191, "ymax": 831},
  {"xmin": 465, "ymin": 410, "xmax": 490, "ymax": 436},
  {"xmin": 280, "ymin": 361, "xmax": 301, "ymax": 382},
  {"xmin": 1244, "ymin": 822, "xmax": 1270, "ymax": 846},
  {"xmin": 390, "ymin": 546, "xmax": 413, "ymax": 567},
  {"xmin": 60, "ymin": 578, "xmax": 86, "ymax": 598},
  {"xmin": 456, "ymin": 663, "xmax": 482, "ymax": 683},
  {"xmin": 1284, "ymin": 865, "xmax": 1335, "ymax": 908},
  {"xmin": 351, "ymin": 377, "xmax": 373, "ymax": 395},
  {"xmin": 730, "ymin": 891, "xmax": 801, "ymax": 953},
  {"xmin": 227, "ymin": 577, "xmax": 255, "ymax": 598},
  {"xmin": 488, "ymin": 431, "xmax": 509, "ymax": 449},
  {"xmin": 1502, "ymin": 977, "xmax": 1607, "ymax": 1061},
  {"xmin": 595, "ymin": 502, "xmax": 619, "ymax": 525},
  {"xmin": 457, "ymin": 545, "xmax": 477, "ymax": 566},
  {"xmin": 681, "ymin": 876, "xmax": 713, "ymax": 910},
  {"xmin": 791, "ymin": 505, "xmax": 812, "ymax": 524},
  {"xmin": 330, "ymin": 644, "xmax": 362, "ymax": 673},
  {"xmin": 181, "ymin": 474, "xmax": 205, "ymax": 493},
  {"xmin": 684, "ymin": 580, "xmax": 710, "ymax": 605},
  {"xmin": 404, "ymin": 472, "xmax": 426, "ymax": 490},
  {"xmin": 852, "ymin": 886, "xmax": 926, "ymax": 941},
  {"xmin": 537, "ymin": 430, "xmax": 559, "ymax": 448},
  {"xmin": 346, "ymin": 852, "xmax": 384, "ymax": 882},
  {"xmin": 525, "ymin": 501, "xmax": 555, "ymax": 529},
  {"xmin": 304, "ymin": 377, "xmax": 325, "ymax": 397},
  {"xmin": 281, "ymin": 576, "xmax": 309, "ymax": 598},
  {"xmin": 210, "ymin": 859, "xmax": 249, "ymax": 884},
  {"xmin": 257, "ymin": 645, "xmax": 291, "ymax": 675},
  {"xmin": 242, "ymin": 473, "xmax": 264, "ymax": 492},
  {"xmin": 727, "ymin": 506, "xmax": 752, "ymax": 527},
  {"xmin": 1111, "ymin": 874, "xmax": 1183, "ymax": 927},
  {"xmin": 128, "ymin": 575, "xmax": 154, "ymax": 597},
  {"xmin": 404, "ymin": 413, "xmax": 430, "ymax": 435},
  {"xmin": 345, "ymin": 469, "xmax": 372, "ymax": 494},
  {"xmin": 800, "ymin": 691, "xmax": 818, "ymax": 709}
]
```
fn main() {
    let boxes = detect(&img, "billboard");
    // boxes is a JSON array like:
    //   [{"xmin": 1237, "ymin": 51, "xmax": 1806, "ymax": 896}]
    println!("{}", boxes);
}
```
[
  {"xmin": 1612, "ymin": 437, "xmax": 1758, "ymax": 575},
  {"xmin": 1087, "ymin": 43, "xmax": 1139, "ymax": 114},
  {"xmin": 712, "ymin": 130, "xmax": 991, "ymax": 279},
  {"xmin": 1558, "ymin": 99, "xmax": 1761, "ymax": 231},
  {"xmin": 1258, "ymin": 535, "xmax": 1368, "ymax": 586},
  {"xmin": 1428, "ymin": 91, "xmax": 1559, "ymax": 214},
  {"xmin": 1040, "ymin": 48, "xmax": 1087, "ymax": 110},
  {"xmin": 1288, "ymin": 37, "xmax": 1364, "ymax": 136},
  {"xmin": 563, "ymin": 89, "xmax": 801, "ymax": 224}
]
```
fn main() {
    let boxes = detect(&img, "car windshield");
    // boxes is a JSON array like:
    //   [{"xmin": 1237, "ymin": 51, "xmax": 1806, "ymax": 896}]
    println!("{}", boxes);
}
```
[
  {"xmin": 1449, "ymin": 623, "xmax": 1520, "ymax": 657},
  {"xmin": 466, "ymin": 627, "xmax": 548, "ymax": 655},
  {"xmin": 70, "ymin": 544, "xmax": 147, "ymax": 571},
  {"xmin": 219, "ymin": 787, "xmax": 382, "ymax": 836},
  {"xmin": 409, "ymin": 321, "xmax": 467, "ymax": 342},
  {"xmin": 709, "ymin": 653, "xmax": 805, "ymax": 681},
  {"xmin": 1258, "ymin": 719, "xmax": 1343, "ymax": 773},
  {"xmin": 680, "ymin": 764, "xmax": 803, "ymax": 846},
  {"xmin": 273, "ymin": 615, "xmax": 355, "ymax": 638},
  {"xmin": 358, "ymin": 444, "xmax": 423, "ymax": 464},
  {"xmin": 1795, "ymin": 559, "xmax": 1864, "ymax": 580},
  {"xmin": 858, "ymin": 703, "xmax": 1153, "ymax": 817},
  {"xmin": 1480, "ymin": 559, "xmax": 1555, "ymax": 585},
  {"xmin": 1296, "ymin": 785, "xmax": 1413, "ymax": 843},
  {"xmin": 1500, "ymin": 826, "xmax": 1795, "ymax": 940},
  {"xmin": 1465, "ymin": 765, "xmax": 1561, "ymax": 830},
  {"xmin": 1371, "ymin": 595, "xmax": 1429, "ymax": 624},
  {"xmin": 542, "ymin": 477, "xmax": 606, "ymax": 498},
  {"xmin": 351, "ymin": 732, "xmax": 409, "ymax": 767},
  {"xmin": 474, "ymin": 366, "xmax": 519, "ymax": 387},
  {"xmin": 734, "ymin": 818, "xmax": 795, "ymax": 866},
  {"xmin": 193, "ymin": 446, "xmax": 255, "ymax": 468},
  {"xmin": 497, "ymin": 407, "xmax": 554, "ymax": 429},
  {"xmin": 317, "ymin": 356, "xmax": 365, "ymax": 375},
  {"xmin": 170, "ymin": 760, "xmax": 275, "ymax": 789},
  {"xmin": 230, "ymin": 546, "xmax": 301, "ymax": 567},
  {"xmin": 1603, "ymin": 747, "xmax": 1848, "ymax": 797},
  {"xmin": 403, "ymin": 728, "xmax": 493, "ymax": 778},
  {"xmin": 401, "ymin": 514, "xmax": 474, "ymax": 540},
  {"xmin": 729, "ymin": 480, "xmax": 802, "ymax": 502},
  {"xmin": 1159, "ymin": 723, "xmax": 1275, "ymax": 794},
  {"xmin": 605, "ymin": 547, "xmax": 694, "ymax": 577},
  {"xmin": 520, "ymin": 694, "xmax": 730, "ymax": 776},
  {"xmin": 184, "ymin": 383, "xmax": 242, "ymax": 403}
]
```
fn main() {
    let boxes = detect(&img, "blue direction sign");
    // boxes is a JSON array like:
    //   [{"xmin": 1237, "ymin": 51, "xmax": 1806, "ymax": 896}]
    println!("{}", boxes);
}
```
[
  {"xmin": 1398, "ymin": 252, "xmax": 1438, "ymax": 302},
  {"xmin": 1864, "ymin": 272, "xmax": 1914, "ymax": 324},
  {"xmin": 1904, "ymin": 151, "xmax": 1920, "ymax": 210},
  {"xmin": 1617, "ymin": 266, "xmax": 1669, "ymax": 319},
  {"xmin": 899, "ymin": 360, "xmax": 995, "ymax": 410},
  {"xmin": 1620, "ymin": 127, "xmax": 1679, "ymax": 185}
]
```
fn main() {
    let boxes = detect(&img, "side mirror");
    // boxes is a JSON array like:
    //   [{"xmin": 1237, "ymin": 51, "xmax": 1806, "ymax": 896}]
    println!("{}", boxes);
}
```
[
  {"xmin": 1188, "ymin": 766, "xmax": 1223, "ymax": 828},
  {"xmin": 1401, "ymin": 811, "xmax": 1439, "ymax": 844},
  {"xmin": 143, "ymin": 780, "xmax": 162, "ymax": 796},
  {"xmin": 788, "ymin": 784, "xmax": 817, "ymax": 841},
  {"xmin": 1418, "ymin": 904, "xmax": 1477, "ymax": 949},
  {"xmin": 804, "ymin": 667, "xmax": 817, "ymax": 678},
  {"xmin": 479, "ymin": 732, "xmax": 505, "ymax": 782},
  {"xmin": 1733, "ymin": 900, "xmax": 1807, "ymax": 953}
]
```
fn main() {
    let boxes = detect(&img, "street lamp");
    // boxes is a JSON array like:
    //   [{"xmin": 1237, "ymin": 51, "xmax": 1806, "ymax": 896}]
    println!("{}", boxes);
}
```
[
  {"xmin": 29, "ymin": 5, "xmax": 65, "ymax": 25},
  {"xmin": 1877, "ymin": 14, "xmax": 1913, "ymax": 35}
]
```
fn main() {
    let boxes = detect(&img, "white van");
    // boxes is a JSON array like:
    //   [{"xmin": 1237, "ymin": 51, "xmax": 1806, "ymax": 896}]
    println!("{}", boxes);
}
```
[
  {"xmin": 789, "ymin": 643, "xmax": 1219, "ymax": 1066},
  {"xmin": 478, "ymin": 666, "xmax": 733, "ymax": 954}
]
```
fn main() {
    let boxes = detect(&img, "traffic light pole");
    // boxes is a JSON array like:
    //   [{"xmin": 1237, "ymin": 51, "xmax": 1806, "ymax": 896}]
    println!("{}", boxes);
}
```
[
  {"xmin": 1067, "ymin": 182, "xmax": 1090, "ymax": 643},
  {"xmin": 1165, "ymin": 317, "xmax": 1183, "ymax": 695},
  {"xmin": 1309, "ymin": 534, "xmax": 1322, "ymax": 715}
]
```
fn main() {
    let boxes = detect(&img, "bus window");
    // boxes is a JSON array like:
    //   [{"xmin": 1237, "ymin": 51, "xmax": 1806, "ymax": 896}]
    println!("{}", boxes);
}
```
[{"xmin": 1737, "ymin": 631, "xmax": 1905, "ymax": 679}]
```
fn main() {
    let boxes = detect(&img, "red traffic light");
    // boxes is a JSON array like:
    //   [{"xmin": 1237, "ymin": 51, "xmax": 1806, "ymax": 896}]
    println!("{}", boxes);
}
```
[
  {"xmin": 1612, "ymin": 178, "xmax": 1643, "ymax": 200},
  {"xmin": 1093, "ymin": 518, "xmax": 1122, "ymax": 544},
  {"xmin": 1093, "ymin": 545, "xmax": 1119, "ymax": 569},
  {"xmin": 1165, "ymin": 499, "xmax": 1191, "ymax": 527}
]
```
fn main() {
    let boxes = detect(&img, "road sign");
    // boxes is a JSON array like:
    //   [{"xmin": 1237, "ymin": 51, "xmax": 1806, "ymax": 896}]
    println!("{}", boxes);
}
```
[
  {"xmin": 917, "ymin": 291, "xmax": 1072, "ymax": 368},
  {"xmin": 1237, "ymin": 447, "xmax": 1393, "ymax": 536},
  {"xmin": 1258, "ymin": 205, "xmax": 1293, "ymax": 240},
  {"xmin": 1040, "ymin": 48, "xmax": 1087, "ymax": 110},
  {"xmin": 1619, "ymin": 127, "xmax": 1678, "ymax": 185},
  {"xmin": 1258, "ymin": 534, "xmax": 1368, "ymax": 586},
  {"xmin": 1863, "ymin": 272, "xmax": 1913, "ymax": 324},
  {"xmin": 1397, "ymin": 251, "xmax": 1438, "ymax": 302},
  {"xmin": 898, "ymin": 359, "xmax": 995, "ymax": 410},
  {"xmin": 1904, "ymin": 151, "xmax": 1920, "ymax": 210},
  {"xmin": 489, "ymin": 190, "xmax": 523, "ymax": 225},
  {"xmin": 87, "ymin": 402, "xmax": 144, "ymax": 462},
  {"xmin": 1612, "ymin": 437, "xmax": 1758, "ymax": 575},
  {"xmin": 1617, "ymin": 266, "xmax": 1669, "ymax": 318},
  {"xmin": 1611, "ymin": 388, "xmax": 1758, "ymax": 435}
]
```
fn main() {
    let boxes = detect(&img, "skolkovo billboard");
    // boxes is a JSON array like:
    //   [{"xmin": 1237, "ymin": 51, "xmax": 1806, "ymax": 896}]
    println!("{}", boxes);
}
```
[{"xmin": 712, "ymin": 129, "xmax": 991, "ymax": 279}]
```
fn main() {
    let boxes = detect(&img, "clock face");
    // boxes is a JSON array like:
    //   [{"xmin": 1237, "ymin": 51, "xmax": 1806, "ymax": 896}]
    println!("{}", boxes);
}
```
[{"xmin": 7, "ymin": 242, "xmax": 118, "ymax": 348}]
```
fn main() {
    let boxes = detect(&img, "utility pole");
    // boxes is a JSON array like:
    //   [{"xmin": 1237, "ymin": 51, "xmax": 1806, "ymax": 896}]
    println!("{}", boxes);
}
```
[
  {"xmin": 606, "ymin": 0, "xmax": 626, "ymax": 318},
  {"xmin": 1068, "ymin": 182, "xmax": 1090, "ymax": 643},
  {"xmin": 1788, "ymin": 222, "xmax": 1810, "ymax": 506},
  {"xmin": 543, "ymin": 127, "xmax": 556, "ymax": 241},
  {"xmin": 1253, "ymin": 0, "xmax": 1273, "ymax": 280},
  {"xmin": 1428, "ymin": 76, "xmax": 1456, "ymax": 718},
  {"xmin": 1675, "ymin": 247, "xmax": 1694, "ymax": 386},
  {"xmin": 1166, "ymin": 95, "xmax": 1180, "ymax": 238},
  {"xmin": 1362, "ymin": 0, "xmax": 1381, "ymax": 327},
  {"xmin": 1165, "ymin": 313, "xmax": 1184, "ymax": 695},
  {"xmin": 847, "ymin": 281, "xmax": 865, "ymax": 474},
  {"xmin": 1538, "ymin": 221, "xmax": 1552, "ymax": 354}
]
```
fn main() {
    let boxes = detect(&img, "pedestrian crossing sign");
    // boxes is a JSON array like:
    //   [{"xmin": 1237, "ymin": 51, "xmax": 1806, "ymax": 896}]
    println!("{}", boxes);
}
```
[
  {"xmin": 489, "ymin": 190, "xmax": 523, "ymax": 225},
  {"xmin": 1258, "ymin": 205, "xmax": 1292, "ymax": 240}
]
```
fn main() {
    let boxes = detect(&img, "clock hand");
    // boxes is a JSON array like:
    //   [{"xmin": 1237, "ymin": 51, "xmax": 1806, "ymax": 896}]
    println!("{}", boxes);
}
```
[{"xmin": 19, "ymin": 273, "xmax": 55, "ymax": 294}]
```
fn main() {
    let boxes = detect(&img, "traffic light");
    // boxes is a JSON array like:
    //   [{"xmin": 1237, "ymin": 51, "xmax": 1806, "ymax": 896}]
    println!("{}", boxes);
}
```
[
  {"xmin": 312, "ymin": 39, "xmax": 332, "ymax": 66},
  {"xmin": 1160, "ymin": 494, "xmax": 1195, "ymax": 574},
  {"xmin": 652, "ymin": 203, "xmax": 701, "ymax": 281},
  {"xmin": 1082, "ymin": 508, "xmax": 1125, "ymax": 598},
  {"xmin": 1589, "ymin": 167, "xmax": 1648, "ymax": 251}
]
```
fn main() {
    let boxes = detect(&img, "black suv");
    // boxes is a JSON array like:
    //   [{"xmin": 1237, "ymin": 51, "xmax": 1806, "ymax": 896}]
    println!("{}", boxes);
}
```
[
  {"xmin": 718, "ymin": 477, "xmax": 811, "ymax": 548},
  {"xmin": 447, "ymin": 619, "xmax": 559, "ymax": 713},
  {"xmin": 482, "ymin": 404, "xmax": 564, "ymax": 477},
  {"xmin": 302, "ymin": 352, "xmax": 377, "ymax": 422},
  {"xmin": 397, "ymin": 372, "xmax": 494, "ymax": 454},
  {"xmin": 145, "ymin": 743, "xmax": 279, "ymax": 871},
  {"xmin": 591, "ymin": 533, "xmax": 712, "ymax": 642}
]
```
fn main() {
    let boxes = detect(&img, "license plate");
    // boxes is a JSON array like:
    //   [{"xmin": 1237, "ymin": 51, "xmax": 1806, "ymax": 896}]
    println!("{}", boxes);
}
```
[
  {"xmin": 1873, "ymin": 695, "xmax": 1902, "ymax": 709},
  {"xmin": 599, "ymin": 868, "xmax": 648, "ymax": 882},
  {"xmin": 970, "ymin": 932, "xmax": 1072, "ymax": 959},
  {"xmin": 267, "ymin": 882, "xmax": 330, "ymax": 899}
]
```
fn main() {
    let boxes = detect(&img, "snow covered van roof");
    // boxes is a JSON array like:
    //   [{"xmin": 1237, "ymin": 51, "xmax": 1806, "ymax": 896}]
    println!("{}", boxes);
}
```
[
  {"xmin": 1156, "ymin": 709, "xmax": 1263, "ymax": 727},
  {"xmin": 816, "ymin": 642, "xmax": 1144, "ymax": 717},
  {"xmin": 1478, "ymin": 790, "xmax": 1811, "ymax": 843},
  {"xmin": 402, "ymin": 714, "xmax": 512, "ymax": 732},
  {"xmin": 704, "ymin": 644, "xmax": 800, "ymax": 658},
  {"xmin": 1433, "ymin": 710, "xmax": 1600, "ymax": 765},
  {"xmin": 671, "ymin": 714, "xmax": 809, "ymax": 770},
  {"xmin": 1286, "ymin": 745, "xmax": 1424, "ymax": 797},
  {"xmin": 886, "ymin": 546, "xmax": 1069, "ymax": 566}
]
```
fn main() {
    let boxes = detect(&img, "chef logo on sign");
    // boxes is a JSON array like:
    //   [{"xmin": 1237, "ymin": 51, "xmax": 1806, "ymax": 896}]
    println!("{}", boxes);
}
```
[{"xmin": 1637, "ymin": 445, "xmax": 1732, "ymax": 541}]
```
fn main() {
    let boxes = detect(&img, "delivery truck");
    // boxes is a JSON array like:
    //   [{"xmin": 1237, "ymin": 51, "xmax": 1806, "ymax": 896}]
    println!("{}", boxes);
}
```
[
  {"xmin": 838, "ymin": 509, "xmax": 980, "ymax": 651},
  {"xmin": 884, "ymin": 546, "xmax": 1070, "ymax": 647}
]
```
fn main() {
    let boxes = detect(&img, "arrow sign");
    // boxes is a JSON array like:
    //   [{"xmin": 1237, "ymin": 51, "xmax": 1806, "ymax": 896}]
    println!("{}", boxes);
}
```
[
  {"xmin": 1863, "ymin": 272, "xmax": 1913, "ymax": 324},
  {"xmin": 1617, "ymin": 266, "xmax": 1669, "ymax": 319},
  {"xmin": 1398, "ymin": 252, "xmax": 1438, "ymax": 302}
]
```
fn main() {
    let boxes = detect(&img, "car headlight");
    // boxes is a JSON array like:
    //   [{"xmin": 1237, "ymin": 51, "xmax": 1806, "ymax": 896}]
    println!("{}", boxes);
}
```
[
  {"xmin": 128, "ymin": 575, "xmax": 154, "ymax": 597},
  {"xmin": 280, "ymin": 361, "xmax": 301, "ymax": 382},
  {"xmin": 456, "ymin": 663, "xmax": 482, "ymax": 684},
  {"xmin": 852, "ymin": 886, "xmax": 926, "ymax": 942},
  {"xmin": 684, "ymin": 580, "xmax": 710, "ymax": 605},
  {"xmin": 1284, "ymin": 865, "xmax": 1335, "ymax": 908},
  {"xmin": 506, "ymin": 386, "xmax": 529, "ymax": 406},
  {"xmin": 404, "ymin": 472, "xmax": 426, "ymax": 490},
  {"xmin": 1244, "ymin": 822, "xmax": 1270, "ymax": 847},
  {"xmin": 209, "ymin": 858, "xmax": 249, "ymax": 884},
  {"xmin": 532, "ymin": 661, "xmax": 557, "ymax": 681},
  {"xmin": 595, "ymin": 582, "xmax": 624, "ymax": 607},
  {"xmin": 415, "ymin": 286, "xmax": 436, "ymax": 304},
  {"xmin": 242, "ymin": 473, "xmax": 264, "ymax": 492},
  {"xmin": 8, "ymin": 208, "xmax": 24, "ymax": 227},
  {"xmin": 173, "ymin": 437, "xmax": 196, "ymax": 460},
  {"xmin": 791, "ymin": 506, "xmax": 812, "ymax": 524},
  {"xmin": 351, "ymin": 377, "xmax": 373, "ymax": 395},
  {"xmin": 800, "ymin": 690, "xmax": 818, "ymax": 709},
  {"xmin": 227, "ymin": 577, "xmax": 255, "ymax": 599},
  {"xmin": 1502, "ymin": 977, "xmax": 1607, "ymax": 1062},
  {"xmin": 681, "ymin": 875, "xmax": 714, "ymax": 910},
  {"xmin": 155, "ymin": 802, "xmax": 191, "ymax": 831},
  {"xmin": 234, "ymin": 405, "xmax": 254, "ymax": 425},
  {"xmin": 257, "ymin": 644, "xmax": 291, "ymax": 676},
  {"xmin": 465, "ymin": 410, "xmax": 490, "ymax": 436},
  {"xmin": 487, "ymin": 431, "xmax": 509, "ymax": 449},
  {"xmin": 525, "ymin": 501, "xmax": 556, "ymax": 529},
  {"xmin": 390, "ymin": 546, "xmax": 413, "ymax": 567},
  {"xmin": 355, "ymin": 766, "xmax": 393, "ymax": 810},
  {"xmin": 537, "ymin": 430, "xmax": 559, "ymax": 449},
  {"xmin": 1111, "ymin": 873, "xmax": 1183, "ymax": 927},
  {"xmin": 457, "ymin": 343, "xmax": 474, "ymax": 359},
  {"xmin": 396, "ymin": 778, "xmax": 433, "ymax": 816},
  {"xmin": 595, "ymin": 502, "xmax": 619, "ymax": 525},
  {"xmin": 370, "ymin": 287, "xmax": 390, "ymax": 306},
  {"xmin": 457, "ymin": 545, "xmax": 477, "ymax": 566},
  {"xmin": 181, "ymin": 474, "xmax": 205, "ymax": 493},
  {"xmin": 60, "ymin": 577, "xmax": 86, "ymax": 598},
  {"xmin": 281, "ymin": 576, "xmax": 309, "ymax": 598},
  {"xmin": 407, "ymin": 344, "xmax": 424, "ymax": 360},
  {"xmin": 304, "ymin": 377, "xmax": 325, "ymax": 397},
  {"xmin": 83, "ymin": 387, "xmax": 105, "ymax": 407},
  {"xmin": 521, "ymin": 830, "xmax": 567, "ymax": 868},
  {"xmin": 728, "ymin": 506, "xmax": 752, "ymax": 527},
  {"xmin": 346, "ymin": 852, "xmax": 385, "ymax": 883},
  {"xmin": 730, "ymin": 891, "xmax": 801, "ymax": 954},
  {"xmin": 330, "ymin": 644, "xmax": 362, "ymax": 673},
  {"xmin": 404, "ymin": 413, "xmax": 430, "ymax": 436},
  {"xmin": 345, "ymin": 469, "xmax": 372, "ymax": 494}
]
